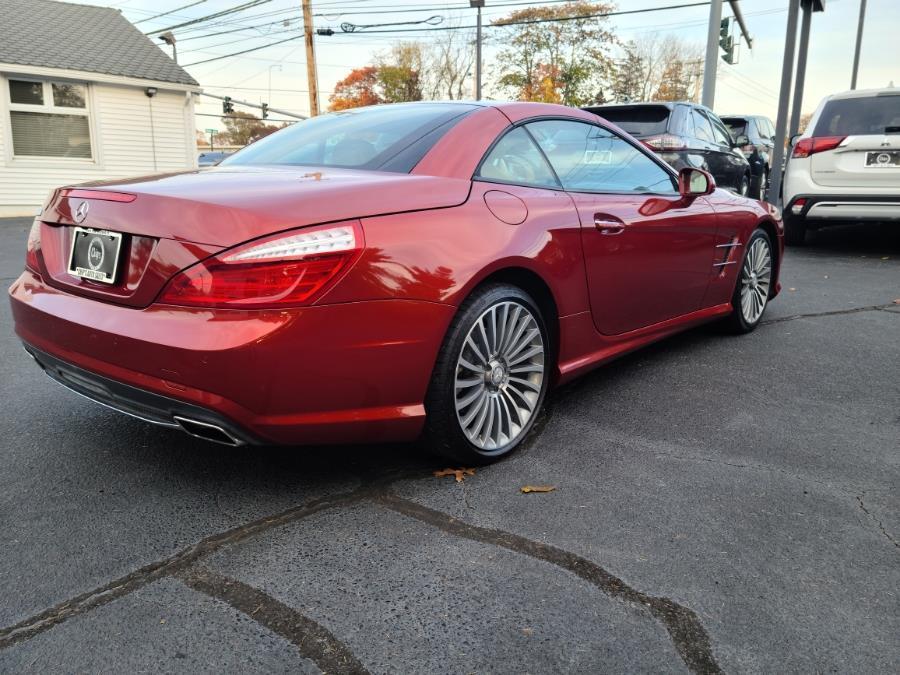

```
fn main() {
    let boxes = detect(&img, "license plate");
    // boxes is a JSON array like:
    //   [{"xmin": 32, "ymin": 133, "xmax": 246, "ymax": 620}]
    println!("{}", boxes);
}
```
[
  {"xmin": 866, "ymin": 151, "xmax": 900, "ymax": 167},
  {"xmin": 67, "ymin": 227, "xmax": 123, "ymax": 284}
]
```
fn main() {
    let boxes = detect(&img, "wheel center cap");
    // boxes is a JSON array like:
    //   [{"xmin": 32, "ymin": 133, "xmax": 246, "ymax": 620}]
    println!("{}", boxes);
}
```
[{"xmin": 490, "ymin": 366, "xmax": 505, "ymax": 386}]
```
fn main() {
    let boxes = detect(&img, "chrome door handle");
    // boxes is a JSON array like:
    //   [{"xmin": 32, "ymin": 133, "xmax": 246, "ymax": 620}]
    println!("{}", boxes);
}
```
[{"xmin": 594, "ymin": 218, "xmax": 625, "ymax": 235}]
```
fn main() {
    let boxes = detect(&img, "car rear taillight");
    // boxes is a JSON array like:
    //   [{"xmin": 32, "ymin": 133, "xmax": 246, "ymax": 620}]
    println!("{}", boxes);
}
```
[
  {"xmin": 641, "ymin": 134, "xmax": 688, "ymax": 151},
  {"xmin": 791, "ymin": 198, "xmax": 807, "ymax": 215},
  {"xmin": 791, "ymin": 136, "xmax": 846, "ymax": 158},
  {"xmin": 24, "ymin": 219, "xmax": 41, "ymax": 274},
  {"xmin": 157, "ymin": 221, "xmax": 363, "ymax": 309}
]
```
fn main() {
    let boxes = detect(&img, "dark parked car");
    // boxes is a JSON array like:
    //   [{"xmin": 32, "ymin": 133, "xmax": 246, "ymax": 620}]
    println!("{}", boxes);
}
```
[
  {"xmin": 721, "ymin": 115, "xmax": 776, "ymax": 199},
  {"xmin": 198, "ymin": 151, "xmax": 232, "ymax": 167},
  {"xmin": 585, "ymin": 102, "xmax": 753, "ymax": 197}
]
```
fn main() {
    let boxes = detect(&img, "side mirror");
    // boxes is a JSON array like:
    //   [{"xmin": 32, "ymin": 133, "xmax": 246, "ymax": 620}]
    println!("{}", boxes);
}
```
[
  {"xmin": 678, "ymin": 167, "xmax": 715, "ymax": 198},
  {"xmin": 789, "ymin": 134, "xmax": 801, "ymax": 147},
  {"xmin": 734, "ymin": 134, "xmax": 750, "ymax": 147}
]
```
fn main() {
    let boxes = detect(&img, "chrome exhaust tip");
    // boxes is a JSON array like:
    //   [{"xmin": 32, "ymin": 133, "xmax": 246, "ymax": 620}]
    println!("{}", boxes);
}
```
[{"xmin": 173, "ymin": 416, "xmax": 243, "ymax": 447}]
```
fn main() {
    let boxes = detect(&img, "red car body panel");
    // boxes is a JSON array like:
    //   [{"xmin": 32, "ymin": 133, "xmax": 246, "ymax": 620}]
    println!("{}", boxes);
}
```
[{"xmin": 9, "ymin": 101, "xmax": 783, "ymax": 445}]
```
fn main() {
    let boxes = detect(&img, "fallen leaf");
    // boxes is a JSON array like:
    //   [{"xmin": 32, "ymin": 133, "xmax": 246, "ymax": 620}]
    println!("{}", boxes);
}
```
[
  {"xmin": 521, "ymin": 485, "xmax": 556, "ymax": 493},
  {"xmin": 521, "ymin": 627, "xmax": 534, "ymax": 637},
  {"xmin": 788, "ymin": 287, "xmax": 797, "ymax": 292},
  {"xmin": 882, "ymin": 256, "xmax": 890, "ymax": 260},
  {"xmin": 160, "ymin": 619, "xmax": 166, "ymax": 624},
  {"xmin": 433, "ymin": 467, "xmax": 476, "ymax": 483}
]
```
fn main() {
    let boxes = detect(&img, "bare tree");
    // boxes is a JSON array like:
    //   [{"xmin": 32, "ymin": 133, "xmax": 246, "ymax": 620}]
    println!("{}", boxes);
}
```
[
  {"xmin": 614, "ymin": 34, "xmax": 703, "ymax": 103},
  {"xmin": 428, "ymin": 26, "xmax": 476, "ymax": 100}
]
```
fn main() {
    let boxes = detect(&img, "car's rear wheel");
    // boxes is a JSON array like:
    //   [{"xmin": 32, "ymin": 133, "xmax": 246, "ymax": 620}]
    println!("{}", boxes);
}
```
[
  {"xmin": 724, "ymin": 229, "xmax": 773, "ymax": 333},
  {"xmin": 424, "ymin": 284, "xmax": 550, "ymax": 464},
  {"xmin": 783, "ymin": 212, "xmax": 807, "ymax": 246}
]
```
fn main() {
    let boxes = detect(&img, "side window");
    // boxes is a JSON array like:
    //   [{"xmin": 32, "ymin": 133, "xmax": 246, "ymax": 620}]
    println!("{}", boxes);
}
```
[
  {"xmin": 707, "ymin": 112, "xmax": 732, "ymax": 146},
  {"xmin": 477, "ymin": 126, "xmax": 560, "ymax": 189},
  {"xmin": 691, "ymin": 109, "xmax": 714, "ymax": 142},
  {"xmin": 527, "ymin": 119, "xmax": 677, "ymax": 194}
]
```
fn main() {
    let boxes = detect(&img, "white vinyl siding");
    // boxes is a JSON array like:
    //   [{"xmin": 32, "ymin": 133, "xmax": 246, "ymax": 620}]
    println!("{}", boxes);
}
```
[{"xmin": 0, "ymin": 76, "xmax": 196, "ymax": 215}]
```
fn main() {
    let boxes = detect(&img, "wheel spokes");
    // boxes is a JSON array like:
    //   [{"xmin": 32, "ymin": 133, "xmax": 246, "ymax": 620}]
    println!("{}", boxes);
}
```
[{"xmin": 454, "ymin": 300, "xmax": 545, "ymax": 452}]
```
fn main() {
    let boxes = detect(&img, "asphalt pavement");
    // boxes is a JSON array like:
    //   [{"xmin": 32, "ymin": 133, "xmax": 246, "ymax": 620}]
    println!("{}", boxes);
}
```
[{"xmin": 0, "ymin": 216, "xmax": 898, "ymax": 673}]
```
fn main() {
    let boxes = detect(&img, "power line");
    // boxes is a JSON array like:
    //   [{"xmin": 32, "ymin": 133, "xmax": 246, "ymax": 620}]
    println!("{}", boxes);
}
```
[
  {"xmin": 146, "ymin": 0, "xmax": 273, "ymax": 35},
  {"xmin": 133, "ymin": 0, "xmax": 207, "ymax": 25},
  {"xmin": 320, "ymin": 1, "xmax": 711, "ymax": 34},
  {"xmin": 182, "ymin": 33, "xmax": 304, "ymax": 66}
]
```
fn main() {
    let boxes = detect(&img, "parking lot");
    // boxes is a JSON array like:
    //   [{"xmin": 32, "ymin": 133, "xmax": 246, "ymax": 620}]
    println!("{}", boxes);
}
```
[{"xmin": 0, "ymin": 216, "xmax": 897, "ymax": 673}]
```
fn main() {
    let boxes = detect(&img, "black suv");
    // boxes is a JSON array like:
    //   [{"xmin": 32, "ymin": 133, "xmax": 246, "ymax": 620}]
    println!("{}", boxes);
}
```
[
  {"xmin": 584, "ymin": 102, "xmax": 753, "ymax": 197},
  {"xmin": 720, "ymin": 115, "xmax": 776, "ymax": 200}
]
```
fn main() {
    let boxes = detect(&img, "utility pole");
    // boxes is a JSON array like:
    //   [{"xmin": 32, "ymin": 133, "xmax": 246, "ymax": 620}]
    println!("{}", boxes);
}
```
[
  {"xmin": 302, "ymin": 0, "xmax": 319, "ymax": 116},
  {"xmin": 766, "ymin": 0, "xmax": 801, "ymax": 205},
  {"xmin": 789, "ymin": 0, "xmax": 813, "ymax": 137},
  {"xmin": 701, "ymin": 0, "xmax": 723, "ymax": 108},
  {"xmin": 470, "ymin": 0, "xmax": 484, "ymax": 100},
  {"xmin": 851, "ymin": 0, "xmax": 867, "ymax": 89}
]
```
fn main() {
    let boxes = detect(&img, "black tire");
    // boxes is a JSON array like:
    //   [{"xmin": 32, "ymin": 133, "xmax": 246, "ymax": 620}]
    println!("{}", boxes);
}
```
[
  {"xmin": 424, "ymin": 283, "xmax": 551, "ymax": 464},
  {"xmin": 783, "ymin": 211, "xmax": 807, "ymax": 246},
  {"xmin": 723, "ymin": 228, "xmax": 773, "ymax": 334}
]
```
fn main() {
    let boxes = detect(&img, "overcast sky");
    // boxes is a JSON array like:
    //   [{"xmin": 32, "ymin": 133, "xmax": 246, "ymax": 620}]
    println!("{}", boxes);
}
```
[{"xmin": 75, "ymin": 0, "xmax": 899, "ymax": 131}]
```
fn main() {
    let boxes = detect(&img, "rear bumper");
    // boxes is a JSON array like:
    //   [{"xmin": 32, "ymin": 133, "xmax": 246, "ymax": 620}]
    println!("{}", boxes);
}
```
[
  {"xmin": 786, "ymin": 194, "xmax": 900, "ymax": 222},
  {"xmin": 9, "ymin": 270, "xmax": 455, "ymax": 445}
]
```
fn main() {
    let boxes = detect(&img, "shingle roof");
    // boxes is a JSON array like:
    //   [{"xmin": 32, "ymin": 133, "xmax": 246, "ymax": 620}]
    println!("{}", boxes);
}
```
[{"xmin": 0, "ymin": 0, "xmax": 198, "ymax": 87}]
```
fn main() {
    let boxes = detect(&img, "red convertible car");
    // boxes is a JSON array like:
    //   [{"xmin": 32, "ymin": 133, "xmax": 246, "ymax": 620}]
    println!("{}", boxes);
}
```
[{"xmin": 9, "ymin": 101, "xmax": 783, "ymax": 463}]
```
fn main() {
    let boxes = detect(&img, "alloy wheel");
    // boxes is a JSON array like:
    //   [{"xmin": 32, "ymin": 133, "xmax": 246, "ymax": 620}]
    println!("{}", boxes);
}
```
[
  {"xmin": 740, "ymin": 237, "xmax": 772, "ymax": 324},
  {"xmin": 454, "ymin": 301, "xmax": 545, "ymax": 451}
]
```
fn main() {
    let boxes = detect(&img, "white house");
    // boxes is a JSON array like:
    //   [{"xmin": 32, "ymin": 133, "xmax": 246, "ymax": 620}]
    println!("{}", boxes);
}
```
[{"xmin": 0, "ymin": 0, "xmax": 200, "ymax": 216}]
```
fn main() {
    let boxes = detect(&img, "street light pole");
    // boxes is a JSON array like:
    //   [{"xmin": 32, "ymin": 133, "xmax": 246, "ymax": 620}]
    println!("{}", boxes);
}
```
[
  {"xmin": 470, "ymin": 0, "xmax": 484, "ymax": 100},
  {"xmin": 766, "ymin": 0, "xmax": 801, "ymax": 205},
  {"xmin": 850, "ymin": 0, "xmax": 867, "ymax": 89},
  {"xmin": 789, "ymin": 0, "xmax": 813, "ymax": 138},
  {"xmin": 701, "ymin": 0, "xmax": 723, "ymax": 108}
]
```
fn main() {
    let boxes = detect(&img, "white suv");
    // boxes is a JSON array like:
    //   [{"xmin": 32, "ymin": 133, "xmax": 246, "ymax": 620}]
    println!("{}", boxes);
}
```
[{"xmin": 782, "ymin": 88, "xmax": 900, "ymax": 245}]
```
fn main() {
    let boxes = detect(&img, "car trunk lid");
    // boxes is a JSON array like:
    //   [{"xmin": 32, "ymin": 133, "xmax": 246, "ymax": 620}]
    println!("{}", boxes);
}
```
[
  {"xmin": 809, "ymin": 92, "xmax": 900, "ymax": 188},
  {"xmin": 36, "ymin": 166, "xmax": 471, "ymax": 308}
]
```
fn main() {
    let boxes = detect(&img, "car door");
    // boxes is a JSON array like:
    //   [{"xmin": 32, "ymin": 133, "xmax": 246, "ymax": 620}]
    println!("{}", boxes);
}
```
[
  {"xmin": 689, "ymin": 108, "xmax": 726, "ymax": 183},
  {"xmin": 707, "ymin": 110, "xmax": 748, "ymax": 192},
  {"xmin": 526, "ymin": 119, "xmax": 718, "ymax": 335}
]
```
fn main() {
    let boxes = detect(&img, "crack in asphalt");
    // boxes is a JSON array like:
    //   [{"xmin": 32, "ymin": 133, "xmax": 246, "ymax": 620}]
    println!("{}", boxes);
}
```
[
  {"xmin": 375, "ymin": 491, "xmax": 723, "ymax": 674},
  {"xmin": 856, "ymin": 493, "xmax": 900, "ymax": 550},
  {"xmin": 760, "ymin": 302, "xmax": 898, "ymax": 325},
  {"xmin": 0, "ymin": 489, "xmax": 368, "ymax": 650},
  {"xmin": 178, "ymin": 566, "xmax": 370, "ymax": 674},
  {"xmin": 0, "ymin": 464, "xmax": 723, "ymax": 674}
]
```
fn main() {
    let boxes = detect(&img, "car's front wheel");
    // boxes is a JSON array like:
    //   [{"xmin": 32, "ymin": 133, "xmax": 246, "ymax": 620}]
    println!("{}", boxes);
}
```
[
  {"xmin": 425, "ymin": 284, "xmax": 550, "ymax": 464},
  {"xmin": 724, "ymin": 228, "xmax": 773, "ymax": 333}
]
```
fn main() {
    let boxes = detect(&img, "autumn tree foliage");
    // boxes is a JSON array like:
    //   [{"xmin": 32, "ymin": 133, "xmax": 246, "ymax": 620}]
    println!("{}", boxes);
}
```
[
  {"xmin": 220, "ymin": 111, "xmax": 282, "ymax": 145},
  {"xmin": 491, "ymin": 1, "xmax": 618, "ymax": 106},
  {"xmin": 329, "ymin": 66, "xmax": 383, "ymax": 111}
]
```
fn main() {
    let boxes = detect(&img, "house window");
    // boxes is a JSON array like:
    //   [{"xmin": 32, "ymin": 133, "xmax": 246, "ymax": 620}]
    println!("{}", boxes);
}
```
[{"xmin": 7, "ymin": 79, "xmax": 92, "ymax": 159}]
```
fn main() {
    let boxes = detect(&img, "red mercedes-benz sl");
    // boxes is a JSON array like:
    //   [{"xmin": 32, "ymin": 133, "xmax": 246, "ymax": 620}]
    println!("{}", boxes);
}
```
[{"xmin": 9, "ymin": 101, "xmax": 783, "ymax": 462}]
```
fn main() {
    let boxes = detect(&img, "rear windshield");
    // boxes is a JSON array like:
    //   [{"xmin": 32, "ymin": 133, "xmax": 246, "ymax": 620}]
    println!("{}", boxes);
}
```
[
  {"xmin": 590, "ymin": 106, "xmax": 670, "ymax": 137},
  {"xmin": 813, "ymin": 94, "xmax": 900, "ymax": 136},
  {"xmin": 721, "ymin": 118, "xmax": 748, "ymax": 137},
  {"xmin": 222, "ymin": 103, "xmax": 476, "ymax": 172}
]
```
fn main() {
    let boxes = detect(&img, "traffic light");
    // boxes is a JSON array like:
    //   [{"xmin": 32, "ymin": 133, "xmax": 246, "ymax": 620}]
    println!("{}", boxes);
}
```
[
  {"xmin": 222, "ymin": 96, "xmax": 234, "ymax": 114},
  {"xmin": 719, "ymin": 17, "xmax": 736, "ymax": 64},
  {"xmin": 261, "ymin": 103, "xmax": 269, "ymax": 119}
]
